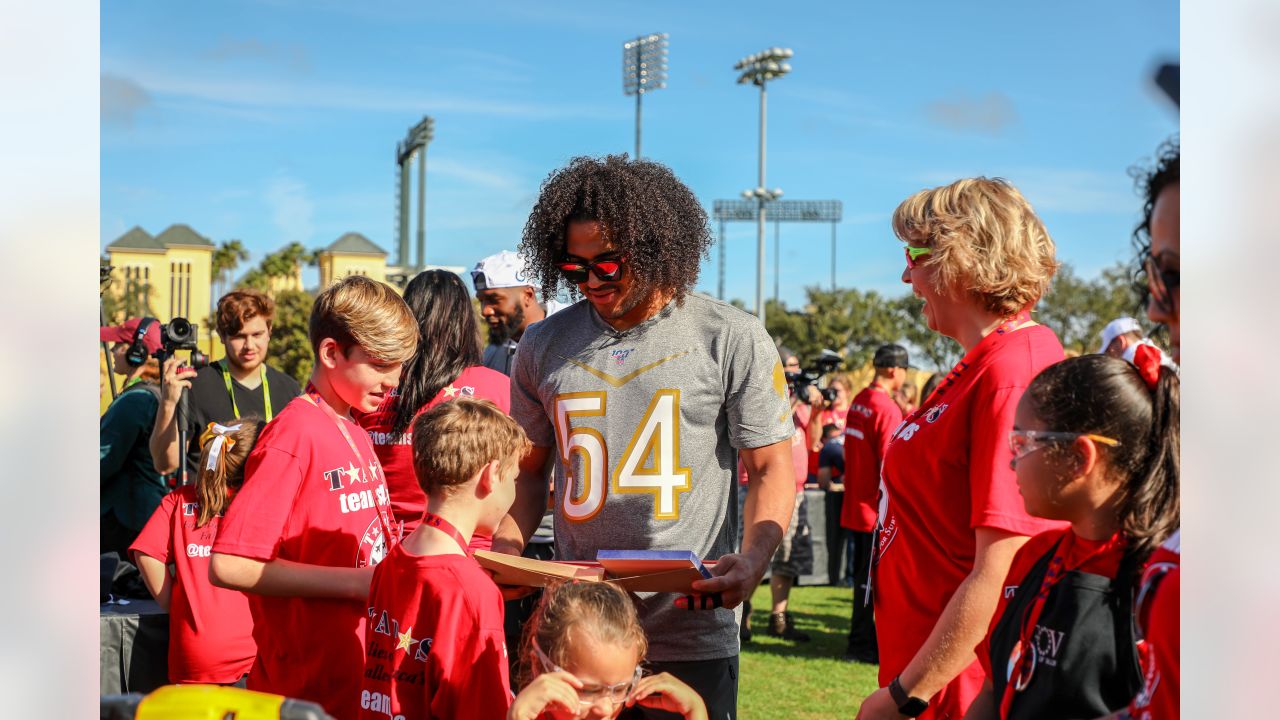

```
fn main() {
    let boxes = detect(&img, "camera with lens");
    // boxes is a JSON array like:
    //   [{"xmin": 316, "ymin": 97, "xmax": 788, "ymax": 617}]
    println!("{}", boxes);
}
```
[
  {"xmin": 156, "ymin": 317, "xmax": 210, "ymax": 369},
  {"xmin": 785, "ymin": 349, "xmax": 843, "ymax": 403}
]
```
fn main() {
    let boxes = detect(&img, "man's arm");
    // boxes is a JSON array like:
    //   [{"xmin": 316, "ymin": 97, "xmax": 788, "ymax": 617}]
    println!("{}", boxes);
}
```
[
  {"xmin": 209, "ymin": 553, "xmax": 374, "ymax": 600},
  {"xmin": 686, "ymin": 437, "xmax": 795, "ymax": 609},
  {"xmin": 490, "ymin": 445, "xmax": 552, "ymax": 556},
  {"xmin": 856, "ymin": 528, "xmax": 1027, "ymax": 719},
  {"xmin": 149, "ymin": 358, "xmax": 197, "ymax": 475}
]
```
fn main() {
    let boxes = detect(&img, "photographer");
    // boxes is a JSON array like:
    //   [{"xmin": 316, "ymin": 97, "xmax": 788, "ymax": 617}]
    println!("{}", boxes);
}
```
[
  {"xmin": 100, "ymin": 318, "xmax": 166, "ymax": 557},
  {"xmin": 150, "ymin": 290, "xmax": 301, "ymax": 477}
]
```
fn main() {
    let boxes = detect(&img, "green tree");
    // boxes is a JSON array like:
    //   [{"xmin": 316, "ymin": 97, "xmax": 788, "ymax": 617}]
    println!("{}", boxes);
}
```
[
  {"xmin": 269, "ymin": 289, "xmax": 317, "ymax": 386},
  {"xmin": 211, "ymin": 239, "xmax": 250, "ymax": 302},
  {"xmin": 1037, "ymin": 261, "xmax": 1150, "ymax": 355},
  {"xmin": 100, "ymin": 258, "xmax": 156, "ymax": 323},
  {"xmin": 240, "ymin": 242, "xmax": 317, "ymax": 293}
]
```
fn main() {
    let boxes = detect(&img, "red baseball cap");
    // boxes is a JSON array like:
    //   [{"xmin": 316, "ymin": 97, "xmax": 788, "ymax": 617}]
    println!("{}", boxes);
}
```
[{"xmin": 100, "ymin": 318, "xmax": 162, "ymax": 355}]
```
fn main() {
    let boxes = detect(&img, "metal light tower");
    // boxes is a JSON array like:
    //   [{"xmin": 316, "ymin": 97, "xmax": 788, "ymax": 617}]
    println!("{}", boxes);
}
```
[
  {"xmin": 395, "ymin": 116, "xmax": 434, "ymax": 272},
  {"xmin": 623, "ymin": 33, "xmax": 668, "ymax": 159},
  {"xmin": 735, "ymin": 46, "xmax": 792, "ymax": 325}
]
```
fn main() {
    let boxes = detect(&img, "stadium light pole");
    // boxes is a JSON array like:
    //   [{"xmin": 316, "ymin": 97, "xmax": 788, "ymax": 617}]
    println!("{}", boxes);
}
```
[
  {"xmin": 735, "ymin": 46, "xmax": 792, "ymax": 324},
  {"xmin": 623, "ymin": 33, "xmax": 669, "ymax": 159}
]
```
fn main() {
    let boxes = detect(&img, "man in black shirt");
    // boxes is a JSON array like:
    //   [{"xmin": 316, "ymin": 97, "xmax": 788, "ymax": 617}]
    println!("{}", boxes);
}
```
[
  {"xmin": 471, "ymin": 250, "xmax": 552, "ymax": 376},
  {"xmin": 150, "ymin": 289, "xmax": 302, "ymax": 479}
]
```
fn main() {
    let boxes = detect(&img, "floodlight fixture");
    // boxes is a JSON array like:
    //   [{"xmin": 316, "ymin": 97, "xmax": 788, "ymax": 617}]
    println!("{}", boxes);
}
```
[{"xmin": 623, "ymin": 32, "xmax": 669, "ymax": 159}]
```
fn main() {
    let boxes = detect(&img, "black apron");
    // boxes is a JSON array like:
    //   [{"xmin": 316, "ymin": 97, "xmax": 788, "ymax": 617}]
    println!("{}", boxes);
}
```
[{"xmin": 988, "ymin": 539, "xmax": 1143, "ymax": 720}]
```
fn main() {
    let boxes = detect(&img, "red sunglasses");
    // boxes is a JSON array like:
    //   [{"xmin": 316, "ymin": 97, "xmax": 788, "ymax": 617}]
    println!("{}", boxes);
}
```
[
  {"xmin": 904, "ymin": 245, "xmax": 932, "ymax": 270},
  {"xmin": 555, "ymin": 256, "xmax": 626, "ymax": 283}
]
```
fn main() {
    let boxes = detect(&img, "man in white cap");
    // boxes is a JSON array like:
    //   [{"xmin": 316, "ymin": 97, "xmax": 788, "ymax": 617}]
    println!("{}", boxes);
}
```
[
  {"xmin": 1097, "ymin": 316, "xmax": 1175, "ymax": 367},
  {"xmin": 1097, "ymin": 316, "xmax": 1145, "ymax": 357},
  {"xmin": 472, "ymin": 250, "xmax": 552, "ymax": 376}
]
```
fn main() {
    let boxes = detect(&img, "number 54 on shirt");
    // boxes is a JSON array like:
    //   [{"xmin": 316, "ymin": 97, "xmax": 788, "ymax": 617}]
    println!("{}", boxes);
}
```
[{"xmin": 553, "ymin": 389, "xmax": 691, "ymax": 522}]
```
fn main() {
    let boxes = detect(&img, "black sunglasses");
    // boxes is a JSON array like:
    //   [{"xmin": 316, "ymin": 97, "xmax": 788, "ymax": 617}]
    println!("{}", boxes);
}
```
[
  {"xmin": 1145, "ymin": 254, "xmax": 1180, "ymax": 312},
  {"xmin": 555, "ymin": 256, "xmax": 626, "ymax": 283}
]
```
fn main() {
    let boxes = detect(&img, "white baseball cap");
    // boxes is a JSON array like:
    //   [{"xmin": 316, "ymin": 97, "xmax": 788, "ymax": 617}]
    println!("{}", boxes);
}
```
[
  {"xmin": 472, "ymin": 250, "xmax": 533, "ymax": 291},
  {"xmin": 1097, "ymin": 317, "xmax": 1143, "ymax": 354}
]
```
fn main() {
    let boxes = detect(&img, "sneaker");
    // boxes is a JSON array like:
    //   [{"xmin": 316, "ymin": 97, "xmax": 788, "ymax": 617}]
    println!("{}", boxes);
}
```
[{"xmin": 767, "ymin": 611, "xmax": 811, "ymax": 642}]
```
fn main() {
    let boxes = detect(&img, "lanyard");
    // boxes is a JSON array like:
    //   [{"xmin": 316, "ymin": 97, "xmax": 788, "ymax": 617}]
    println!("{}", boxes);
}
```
[
  {"xmin": 422, "ymin": 512, "xmax": 471, "ymax": 555},
  {"xmin": 999, "ymin": 531, "xmax": 1117, "ymax": 718},
  {"xmin": 222, "ymin": 360, "xmax": 272, "ymax": 422},
  {"xmin": 303, "ymin": 384, "xmax": 397, "ymax": 542},
  {"xmin": 122, "ymin": 377, "xmax": 144, "ymax": 392}
]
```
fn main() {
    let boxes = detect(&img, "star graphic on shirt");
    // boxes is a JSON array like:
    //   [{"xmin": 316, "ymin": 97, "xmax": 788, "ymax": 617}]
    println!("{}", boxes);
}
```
[
  {"xmin": 396, "ymin": 626, "xmax": 416, "ymax": 652},
  {"xmin": 346, "ymin": 462, "xmax": 363, "ymax": 484},
  {"xmin": 442, "ymin": 384, "xmax": 459, "ymax": 398},
  {"xmin": 367, "ymin": 459, "xmax": 381, "ymax": 482}
]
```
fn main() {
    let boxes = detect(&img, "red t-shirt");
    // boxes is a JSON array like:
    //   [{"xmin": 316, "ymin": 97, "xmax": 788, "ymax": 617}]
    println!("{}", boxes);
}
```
[
  {"xmin": 872, "ymin": 324, "xmax": 1065, "ymax": 719},
  {"xmin": 841, "ymin": 385, "xmax": 902, "ymax": 533},
  {"xmin": 736, "ymin": 405, "xmax": 807, "ymax": 491},
  {"xmin": 1129, "ymin": 531, "xmax": 1180, "ymax": 720},
  {"xmin": 212, "ymin": 394, "xmax": 397, "ymax": 720},
  {"xmin": 356, "ymin": 366, "xmax": 510, "ymax": 546},
  {"xmin": 806, "ymin": 406, "xmax": 846, "ymax": 479},
  {"xmin": 358, "ymin": 542, "xmax": 512, "ymax": 720},
  {"xmin": 976, "ymin": 528, "xmax": 1126, "ymax": 680},
  {"xmin": 129, "ymin": 485, "xmax": 255, "ymax": 684}
]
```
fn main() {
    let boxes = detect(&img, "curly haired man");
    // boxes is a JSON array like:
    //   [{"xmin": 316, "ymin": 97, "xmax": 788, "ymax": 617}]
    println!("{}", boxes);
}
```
[{"xmin": 492, "ymin": 155, "xmax": 798, "ymax": 719}]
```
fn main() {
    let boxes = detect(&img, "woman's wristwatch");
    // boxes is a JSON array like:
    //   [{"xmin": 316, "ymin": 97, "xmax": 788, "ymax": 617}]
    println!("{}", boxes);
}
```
[{"xmin": 889, "ymin": 676, "xmax": 929, "ymax": 717}]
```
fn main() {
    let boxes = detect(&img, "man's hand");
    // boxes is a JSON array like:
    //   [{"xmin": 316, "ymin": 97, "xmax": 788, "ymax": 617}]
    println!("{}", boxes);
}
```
[
  {"xmin": 805, "ymin": 385, "xmax": 824, "ymax": 407},
  {"xmin": 160, "ymin": 357, "xmax": 198, "ymax": 408},
  {"xmin": 678, "ymin": 552, "xmax": 764, "ymax": 610}
]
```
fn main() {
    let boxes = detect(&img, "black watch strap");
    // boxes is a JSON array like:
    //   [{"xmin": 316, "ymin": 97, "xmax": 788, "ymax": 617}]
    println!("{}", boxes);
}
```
[{"xmin": 889, "ymin": 676, "xmax": 929, "ymax": 717}]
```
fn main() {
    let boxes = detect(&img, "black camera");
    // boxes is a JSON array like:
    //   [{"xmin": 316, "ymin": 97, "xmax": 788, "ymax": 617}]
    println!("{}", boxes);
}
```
[
  {"xmin": 156, "ymin": 317, "xmax": 210, "ymax": 368},
  {"xmin": 785, "ymin": 349, "xmax": 843, "ymax": 403}
]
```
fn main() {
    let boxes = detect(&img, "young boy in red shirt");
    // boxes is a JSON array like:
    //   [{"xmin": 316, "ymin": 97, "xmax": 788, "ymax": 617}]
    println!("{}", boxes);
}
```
[
  {"xmin": 210, "ymin": 276, "xmax": 419, "ymax": 719},
  {"xmin": 359, "ymin": 397, "xmax": 529, "ymax": 720}
]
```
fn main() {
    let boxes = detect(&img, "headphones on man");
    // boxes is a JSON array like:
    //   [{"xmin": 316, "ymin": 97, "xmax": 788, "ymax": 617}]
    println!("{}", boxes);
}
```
[{"xmin": 125, "ymin": 317, "xmax": 159, "ymax": 367}]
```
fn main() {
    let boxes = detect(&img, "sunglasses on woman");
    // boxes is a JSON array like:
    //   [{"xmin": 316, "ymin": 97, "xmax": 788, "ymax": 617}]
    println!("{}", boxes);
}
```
[
  {"xmin": 1145, "ymin": 253, "xmax": 1180, "ymax": 313},
  {"xmin": 555, "ymin": 255, "xmax": 627, "ymax": 283},
  {"xmin": 904, "ymin": 245, "xmax": 932, "ymax": 269},
  {"xmin": 1008, "ymin": 430, "xmax": 1120, "ymax": 464}
]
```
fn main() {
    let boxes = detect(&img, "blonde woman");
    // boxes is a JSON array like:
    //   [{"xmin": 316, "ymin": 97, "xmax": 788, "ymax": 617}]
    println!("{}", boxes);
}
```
[{"xmin": 857, "ymin": 178, "xmax": 1066, "ymax": 720}]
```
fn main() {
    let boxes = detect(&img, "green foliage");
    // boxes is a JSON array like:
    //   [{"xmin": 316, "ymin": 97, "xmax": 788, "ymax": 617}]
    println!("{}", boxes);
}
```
[
  {"xmin": 268, "ymin": 289, "xmax": 317, "ymax": 386},
  {"xmin": 211, "ymin": 239, "xmax": 249, "ymax": 301},
  {"xmin": 743, "ymin": 260, "xmax": 1141, "ymax": 372},
  {"xmin": 741, "ymin": 584, "xmax": 880, "ymax": 718},
  {"xmin": 1037, "ymin": 261, "xmax": 1149, "ymax": 356},
  {"xmin": 100, "ymin": 261, "xmax": 155, "ymax": 323},
  {"xmin": 239, "ymin": 241, "xmax": 317, "ymax": 292}
]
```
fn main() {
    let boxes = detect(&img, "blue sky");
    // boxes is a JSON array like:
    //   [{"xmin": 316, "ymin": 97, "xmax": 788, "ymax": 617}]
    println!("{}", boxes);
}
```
[{"xmin": 101, "ymin": 0, "xmax": 1178, "ymax": 308}]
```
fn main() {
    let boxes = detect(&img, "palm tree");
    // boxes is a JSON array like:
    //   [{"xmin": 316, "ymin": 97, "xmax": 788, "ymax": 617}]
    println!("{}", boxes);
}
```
[{"xmin": 211, "ymin": 239, "xmax": 250, "ymax": 302}]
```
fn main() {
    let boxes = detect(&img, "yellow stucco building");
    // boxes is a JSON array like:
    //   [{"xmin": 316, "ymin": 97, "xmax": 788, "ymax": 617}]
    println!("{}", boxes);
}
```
[{"xmin": 316, "ymin": 232, "xmax": 389, "ymax": 288}]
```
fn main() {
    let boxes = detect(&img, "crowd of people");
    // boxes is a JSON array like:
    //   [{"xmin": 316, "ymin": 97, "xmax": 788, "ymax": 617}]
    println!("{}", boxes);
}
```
[{"xmin": 99, "ymin": 139, "xmax": 1180, "ymax": 719}]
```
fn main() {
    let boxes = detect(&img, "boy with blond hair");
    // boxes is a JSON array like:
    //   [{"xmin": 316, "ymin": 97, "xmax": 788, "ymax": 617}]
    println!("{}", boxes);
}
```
[
  {"xmin": 358, "ymin": 397, "xmax": 530, "ymax": 720},
  {"xmin": 212, "ymin": 276, "xmax": 419, "ymax": 719}
]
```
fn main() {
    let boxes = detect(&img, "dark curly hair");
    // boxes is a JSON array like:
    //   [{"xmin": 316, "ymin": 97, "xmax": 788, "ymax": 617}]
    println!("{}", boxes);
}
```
[
  {"xmin": 518, "ymin": 154, "xmax": 713, "ymax": 302},
  {"xmin": 1129, "ymin": 137, "xmax": 1179, "ymax": 310}
]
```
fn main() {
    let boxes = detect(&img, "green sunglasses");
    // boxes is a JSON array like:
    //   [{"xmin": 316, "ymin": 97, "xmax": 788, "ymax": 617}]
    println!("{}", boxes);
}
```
[{"xmin": 904, "ymin": 245, "xmax": 932, "ymax": 269}]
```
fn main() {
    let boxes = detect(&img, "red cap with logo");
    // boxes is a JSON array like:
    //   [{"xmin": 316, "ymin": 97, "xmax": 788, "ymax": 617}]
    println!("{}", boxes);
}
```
[{"xmin": 100, "ymin": 317, "xmax": 162, "ymax": 355}]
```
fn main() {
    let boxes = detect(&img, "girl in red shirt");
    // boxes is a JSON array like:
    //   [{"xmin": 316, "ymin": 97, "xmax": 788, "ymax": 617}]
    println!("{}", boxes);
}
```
[
  {"xmin": 356, "ymin": 270, "xmax": 510, "ymax": 544},
  {"xmin": 966, "ymin": 352, "xmax": 1179, "ymax": 719},
  {"xmin": 508, "ymin": 581, "xmax": 708, "ymax": 720},
  {"xmin": 130, "ymin": 419, "xmax": 263, "ymax": 684}
]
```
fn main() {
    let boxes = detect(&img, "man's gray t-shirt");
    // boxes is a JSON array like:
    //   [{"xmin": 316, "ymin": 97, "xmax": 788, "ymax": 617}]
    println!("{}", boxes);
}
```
[{"xmin": 511, "ymin": 292, "xmax": 794, "ymax": 661}]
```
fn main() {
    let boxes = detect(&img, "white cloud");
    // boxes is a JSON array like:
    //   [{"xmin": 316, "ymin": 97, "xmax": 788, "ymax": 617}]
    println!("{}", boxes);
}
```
[
  {"xmin": 102, "ymin": 57, "xmax": 619, "ymax": 120},
  {"xmin": 101, "ymin": 74, "xmax": 150, "ymax": 127},
  {"xmin": 925, "ymin": 92, "xmax": 1018, "ymax": 135}
]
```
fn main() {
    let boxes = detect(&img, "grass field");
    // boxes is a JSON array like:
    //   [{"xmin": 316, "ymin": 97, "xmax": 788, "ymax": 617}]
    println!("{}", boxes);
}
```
[{"xmin": 739, "ymin": 584, "xmax": 880, "ymax": 719}]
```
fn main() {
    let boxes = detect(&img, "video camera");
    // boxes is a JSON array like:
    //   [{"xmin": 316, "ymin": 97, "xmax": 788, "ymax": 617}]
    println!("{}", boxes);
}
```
[
  {"xmin": 155, "ymin": 317, "xmax": 210, "ymax": 369},
  {"xmin": 785, "ymin": 349, "xmax": 843, "ymax": 403}
]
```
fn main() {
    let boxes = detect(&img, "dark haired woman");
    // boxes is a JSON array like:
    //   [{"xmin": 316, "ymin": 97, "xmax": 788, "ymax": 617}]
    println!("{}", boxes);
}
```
[
  {"xmin": 963, "ymin": 353, "xmax": 1179, "ymax": 719},
  {"xmin": 356, "ymin": 269, "xmax": 510, "ymax": 546}
]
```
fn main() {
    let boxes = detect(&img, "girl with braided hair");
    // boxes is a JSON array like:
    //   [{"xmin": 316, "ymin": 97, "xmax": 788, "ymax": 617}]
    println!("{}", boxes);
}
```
[{"xmin": 130, "ymin": 418, "xmax": 264, "ymax": 684}]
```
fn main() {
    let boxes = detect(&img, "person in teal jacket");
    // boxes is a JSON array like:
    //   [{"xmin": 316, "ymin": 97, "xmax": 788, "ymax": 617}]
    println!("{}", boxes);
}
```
[{"xmin": 100, "ymin": 318, "xmax": 167, "ymax": 558}]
